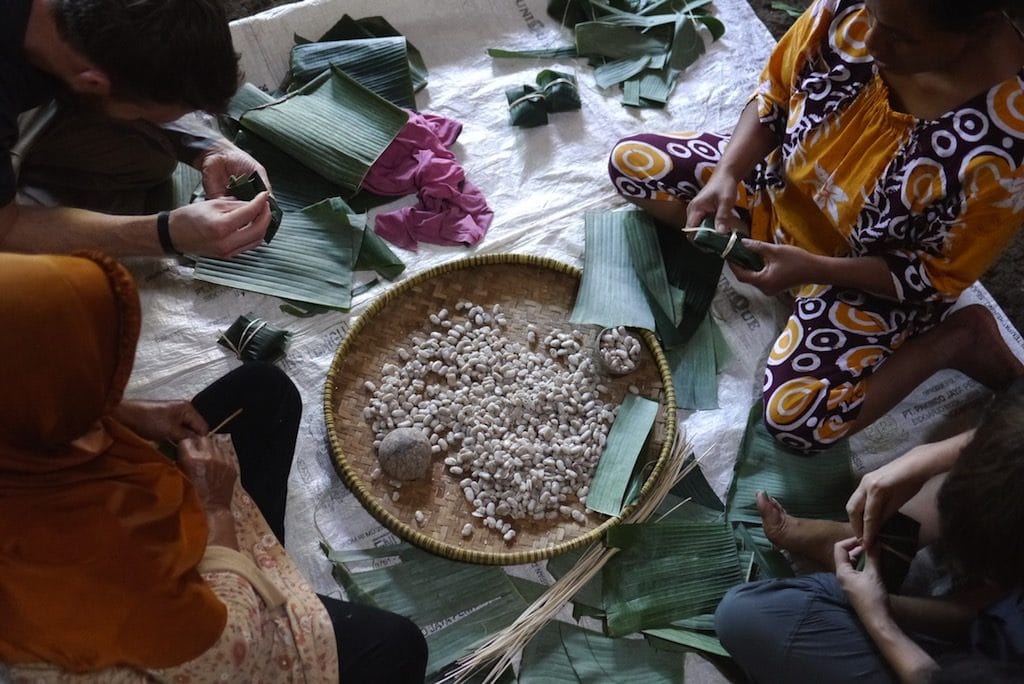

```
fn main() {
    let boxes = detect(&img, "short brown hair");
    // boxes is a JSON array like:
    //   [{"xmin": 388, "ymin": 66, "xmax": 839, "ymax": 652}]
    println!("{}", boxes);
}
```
[
  {"xmin": 938, "ymin": 379, "xmax": 1024, "ymax": 588},
  {"xmin": 51, "ymin": 0, "xmax": 241, "ymax": 113}
]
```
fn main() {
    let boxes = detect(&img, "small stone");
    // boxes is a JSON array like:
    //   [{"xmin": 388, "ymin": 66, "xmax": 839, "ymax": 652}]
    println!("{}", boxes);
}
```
[{"xmin": 377, "ymin": 427, "xmax": 432, "ymax": 481}]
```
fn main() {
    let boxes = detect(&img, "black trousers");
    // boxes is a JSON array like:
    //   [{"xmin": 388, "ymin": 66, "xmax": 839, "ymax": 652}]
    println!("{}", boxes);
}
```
[{"xmin": 192, "ymin": 364, "xmax": 428, "ymax": 682}]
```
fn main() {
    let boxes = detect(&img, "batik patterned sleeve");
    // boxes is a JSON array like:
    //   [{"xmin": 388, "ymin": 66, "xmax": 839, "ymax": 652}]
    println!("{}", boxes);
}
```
[{"xmin": 752, "ymin": 0, "xmax": 835, "ymax": 135}]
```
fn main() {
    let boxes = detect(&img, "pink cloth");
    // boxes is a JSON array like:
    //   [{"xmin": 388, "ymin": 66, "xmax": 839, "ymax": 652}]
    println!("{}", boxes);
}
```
[{"xmin": 363, "ymin": 111, "xmax": 493, "ymax": 251}]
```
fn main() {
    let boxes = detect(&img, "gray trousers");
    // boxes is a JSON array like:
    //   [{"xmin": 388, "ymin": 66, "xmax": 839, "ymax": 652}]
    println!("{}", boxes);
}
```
[{"xmin": 714, "ymin": 574, "xmax": 899, "ymax": 683}]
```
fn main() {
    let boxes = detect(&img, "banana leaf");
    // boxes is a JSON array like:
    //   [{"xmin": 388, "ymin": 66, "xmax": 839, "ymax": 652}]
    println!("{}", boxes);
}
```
[
  {"xmin": 666, "ymin": 312, "xmax": 719, "ymax": 410},
  {"xmin": 548, "ymin": 0, "xmax": 600, "ymax": 28},
  {"xmin": 506, "ymin": 85, "xmax": 549, "ymax": 127},
  {"xmin": 546, "ymin": 547, "xmax": 606, "ymax": 619},
  {"xmin": 226, "ymin": 170, "xmax": 284, "ymax": 243},
  {"xmin": 231, "ymin": 130, "xmax": 392, "ymax": 213},
  {"xmin": 486, "ymin": 46, "xmax": 579, "ymax": 59},
  {"xmin": 575, "ymin": 22, "xmax": 670, "ymax": 58},
  {"xmin": 194, "ymin": 197, "xmax": 402, "ymax": 309},
  {"xmin": 691, "ymin": 224, "xmax": 765, "ymax": 271},
  {"xmin": 622, "ymin": 78, "xmax": 642, "ymax": 106},
  {"xmin": 602, "ymin": 519, "xmax": 744, "ymax": 636},
  {"xmin": 520, "ymin": 621, "xmax": 683, "ymax": 683},
  {"xmin": 569, "ymin": 211, "xmax": 657, "ymax": 330},
  {"xmin": 299, "ymin": 14, "xmax": 429, "ymax": 93},
  {"xmin": 625, "ymin": 209, "xmax": 680, "ymax": 326},
  {"xmin": 637, "ymin": 65, "xmax": 678, "ymax": 105},
  {"xmin": 586, "ymin": 394, "xmax": 660, "ymax": 516},
  {"xmin": 237, "ymin": 67, "xmax": 408, "ymax": 194},
  {"xmin": 657, "ymin": 226, "xmax": 724, "ymax": 347},
  {"xmin": 643, "ymin": 627, "xmax": 729, "ymax": 658},
  {"xmin": 289, "ymin": 37, "xmax": 416, "ymax": 108},
  {"xmin": 594, "ymin": 55, "xmax": 651, "ymax": 89},
  {"xmin": 217, "ymin": 313, "xmax": 290, "ymax": 362},
  {"xmin": 668, "ymin": 16, "xmax": 704, "ymax": 71},
  {"xmin": 725, "ymin": 402, "xmax": 854, "ymax": 547},
  {"xmin": 670, "ymin": 453, "xmax": 724, "ymax": 512},
  {"xmin": 734, "ymin": 521, "xmax": 794, "ymax": 580},
  {"xmin": 537, "ymin": 70, "xmax": 581, "ymax": 112},
  {"xmin": 325, "ymin": 542, "xmax": 529, "ymax": 678}
]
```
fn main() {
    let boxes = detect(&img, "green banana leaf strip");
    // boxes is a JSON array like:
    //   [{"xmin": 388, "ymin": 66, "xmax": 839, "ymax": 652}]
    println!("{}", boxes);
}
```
[
  {"xmin": 217, "ymin": 313, "xmax": 290, "ymax": 362},
  {"xmin": 537, "ymin": 70, "xmax": 581, "ymax": 112},
  {"xmin": 520, "ymin": 621, "xmax": 682, "ymax": 683},
  {"xmin": 669, "ymin": 614, "xmax": 717, "ymax": 631},
  {"xmin": 625, "ymin": 209, "xmax": 679, "ymax": 326},
  {"xmin": 666, "ymin": 312, "xmax": 719, "ymax": 410},
  {"xmin": 638, "ymin": 65, "xmax": 678, "ymax": 105},
  {"xmin": 670, "ymin": 453, "xmax": 725, "ymax": 512},
  {"xmin": 594, "ymin": 55, "xmax": 651, "ymax": 89},
  {"xmin": 226, "ymin": 82, "xmax": 276, "ymax": 121},
  {"xmin": 694, "ymin": 14, "xmax": 726, "ymax": 41},
  {"xmin": 506, "ymin": 85, "xmax": 549, "ymax": 127},
  {"xmin": 352, "ymin": 220, "xmax": 406, "ymax": 280},
  {"xmin": 725, "ymin": 401, "xmax": 854, "ymax": 547},
  {"xmin": 643, "ymin": 628, "xmax": 730, "ymax": 658},
  {"xmin": 194, "ymin": 197, "xmax": 362, "ymax": 309},
  {"xmin": 586, "ymin": 394, "xmax": 660, "ymax": 516},
  {"xmin": 239, "ymin": 67, "xmax": 408, "ymax": 193},
  {"xmin": 509, "ymin": 575, "xmax": 550, "ymax": 605},
  {"xmin": 658, "ymin": 227, "xmax": 724, "ymax": 345},
  {"xmin": 487, "ymin": 46, "xmax": 579, "ymax": 59},
  {"xmin": 622, "ymin": 77, "xmax": 642, "ymax": 106},
  {"xmin": 734, "ymin": 522, "xmax": 794, "ymax": 580},
  {"xmin": 325, "ymin": 542, "xmax": 529, "ymax": 678},
  {"xmin": 570, "ymin": 211, "xmax": 657, "ymax": 330},
  {"xmin": 226, "ymin": 170, "xmax": 284, "ymax": 243},
  {"xmin": 289, "ymin": 38, "xmax": 416, "ymax": 108},
  {"xmin": 575, "ymin": 21, "xmax": 670, "ymax": 59},
  {"xmin": 669, "ymin": 16, "xmax": 704, "ymax": 71},
  {"xmin": 603, "ymin": 520, "xmax": 744, "ymax": 636},
  {"xmin": 711, "ymin": 316, "xmax": 732, "ymax": 372}
]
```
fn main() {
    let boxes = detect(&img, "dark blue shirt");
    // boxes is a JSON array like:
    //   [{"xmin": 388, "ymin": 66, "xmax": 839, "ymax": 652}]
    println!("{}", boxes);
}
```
[{"xmin": 1, "ymin": 0, "xmax": 58, "ymax": 205}]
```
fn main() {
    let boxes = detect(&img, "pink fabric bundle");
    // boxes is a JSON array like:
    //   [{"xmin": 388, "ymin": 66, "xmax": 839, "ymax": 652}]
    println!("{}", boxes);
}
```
[{"xmin": 363, "ymin": 111, "xmax": 493, "ymax": 251}]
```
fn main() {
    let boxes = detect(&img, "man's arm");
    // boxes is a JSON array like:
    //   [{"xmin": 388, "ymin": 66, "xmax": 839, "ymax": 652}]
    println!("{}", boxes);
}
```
[{"xmin": 0, "ymin": 192, "xmax": 271, "ymax": 257}]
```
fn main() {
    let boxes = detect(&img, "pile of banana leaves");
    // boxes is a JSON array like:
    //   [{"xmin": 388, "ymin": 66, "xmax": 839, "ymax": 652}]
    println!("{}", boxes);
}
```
[{"xmin": 490, "ymin": 0, "xmax": 725, "ymax": 108}]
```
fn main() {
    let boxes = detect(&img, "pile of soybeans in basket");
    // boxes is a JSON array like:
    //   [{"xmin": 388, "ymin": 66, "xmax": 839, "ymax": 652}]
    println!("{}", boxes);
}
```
[{"xmin": 362, "ymin": 301, "xmax": 644, "ymax": 544}]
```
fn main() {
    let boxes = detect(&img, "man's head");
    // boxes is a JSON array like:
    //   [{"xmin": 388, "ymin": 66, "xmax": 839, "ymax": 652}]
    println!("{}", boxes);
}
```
[
  {"xmin": 938, "ymin": 379, "xmax": 1024, "ymax": 589},
  {"xmin": 49, "ymin": 0, "xmax": 241, "ymax": 118}
]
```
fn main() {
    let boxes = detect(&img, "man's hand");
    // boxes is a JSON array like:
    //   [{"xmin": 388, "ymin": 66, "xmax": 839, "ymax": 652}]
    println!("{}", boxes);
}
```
[
  {"xmin": 835, "ymin": 537, "xmax": 890, "ymax": 619},
  {"xmin": 177, "ymin": 434, "xmax": 240, "ymax": 512},
  {"xmin": 168, "ymin": 192, "xmax": 271, "ymax": 258},
  {"xmin": 113, "ymin": 399, "xmax": 208, "ymax": 442},
  {"xmin": 198, "ymin": 142, "xmax": 271, "ymax": 199}
]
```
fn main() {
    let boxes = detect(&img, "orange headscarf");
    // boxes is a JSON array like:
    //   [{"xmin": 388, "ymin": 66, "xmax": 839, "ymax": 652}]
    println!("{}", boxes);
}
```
[{"xmin": 0, "ymin": 253, "xmax": 226, "ymax": 672}]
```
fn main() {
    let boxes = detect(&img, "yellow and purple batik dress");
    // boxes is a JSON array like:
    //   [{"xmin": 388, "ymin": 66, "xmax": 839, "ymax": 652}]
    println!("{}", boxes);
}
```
[{"xmin": 608, "ymin": 0, "xmax": 1024, "ymax": 451}]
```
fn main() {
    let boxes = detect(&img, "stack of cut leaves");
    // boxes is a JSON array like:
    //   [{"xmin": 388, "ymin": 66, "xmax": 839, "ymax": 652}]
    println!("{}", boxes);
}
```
[
  {"xmin": 194, "ymin": 16, "xmax": 429, "ymax": 311},
  {"xmin": 489, "ymin": 0, "xmax": 725, "ymax": 108},
  {"xmin": 570, "ymin": 209, "xmax": 729, "ymax": 409}
]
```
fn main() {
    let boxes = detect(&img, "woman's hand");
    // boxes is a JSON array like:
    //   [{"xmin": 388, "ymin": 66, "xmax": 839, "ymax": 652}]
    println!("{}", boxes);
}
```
[
  {"xmin": 177, "ymin": 434, "xmax": 240, "ymax": 512},
  {"xmin": 730, "ymin": 240, "xmax": 817, "ymax": 295},
  {"xmin": 113, "ymin": 399, "xmax": 208, "ymax": 443},
  {"xmin": 685, "ymin": 172, "xmax": 747, "ymax": 235}
]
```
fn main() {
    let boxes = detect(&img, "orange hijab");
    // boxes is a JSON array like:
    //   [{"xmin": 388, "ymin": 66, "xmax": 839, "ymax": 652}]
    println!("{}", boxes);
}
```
[{"xmin": 0, "ymin": 253, "xmax": 226, "ymax": 672}]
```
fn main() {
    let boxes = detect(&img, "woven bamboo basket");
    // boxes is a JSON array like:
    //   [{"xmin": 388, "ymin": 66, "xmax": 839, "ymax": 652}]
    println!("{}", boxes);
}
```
[{"xmin": 324, "ymin": 254, "xmax": 677, "ymax": 564}]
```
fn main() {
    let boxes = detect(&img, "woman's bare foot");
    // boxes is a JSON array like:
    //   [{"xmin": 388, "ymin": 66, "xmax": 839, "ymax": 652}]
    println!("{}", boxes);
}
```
[{"xmin": 756, "ymin": 491, "xmax": 852, "ymax": 571}]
